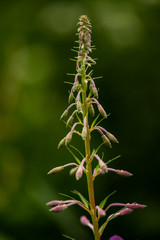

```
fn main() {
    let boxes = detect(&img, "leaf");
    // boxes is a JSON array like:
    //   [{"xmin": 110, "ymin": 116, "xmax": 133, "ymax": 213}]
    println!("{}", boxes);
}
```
[
  {"xmin": 64, "ymin": 81, "xmax": 74, "ymax": 85},
  {"xmin": 72, "ymin": 190, "xmax": 89, "ymax": 208},
  {"xmin": 99, "ymin": 190, "xmax": 117, "ymax": 209},
  {"xmin": 70, "ymin": 145, "xmax": 84, "ymax": 159},
  {"xmin": 66, "ymin": 146, "xmax": 81, "ymax": 164},
  {"xmin": 62, "ymin": 234, "xmax": 76, "ymax": 240},
  {"xmin": 92, "ymin": 142, "xmax": 104, "ymax": 156},
  {"xmin": 106, "ymin": 155, "xmax": 121, "ymax": 165},
  {"xmin": 59, "ymin": 193, "xmax": 76, "ymax": 201},
  {"xmin": 91, "ymin": 113, "xmax": 100, "ymax": 128},
  {"xmin": 76, "ymin": 112, "xmax": 82, "ymax": 124}
]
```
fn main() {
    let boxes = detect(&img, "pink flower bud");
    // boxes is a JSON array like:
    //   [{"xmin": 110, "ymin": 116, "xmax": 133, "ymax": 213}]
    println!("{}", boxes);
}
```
[
  {"xmin": 76, "ymin": 166, "xmax": 83, "ymax": 180},
  {"xmin": 125, "ymin": 203, "xmax": 147, "ymax": 210},
  {"xmin": 116, "ymin": 170, "xmax": 133, "ymax": 177},
  {"xmin": 47, "ymin": 166, "xmax": 64, "ymax": 175},
  {"xmin": 69, "ymin": 167, "xmax": 78, "ymax": 176},
  {"xmin": 119, "ymin": 208, "xmax": 133, "ymax": 216},
  {"xmin": 99, "ymin": 159, "xmax": 108, "ymax": 172},
  {"xmin": 106, "ymin": 132, "xmax": 119, "ymax": 143},
  {"xmin": 98, "ymin": 104, "xmax": 107, "ymax": 118},
  {"xmin": 47, "ymin": 200, "xmax": 63, "ymax": 206},
  {"xmin": 50, "ymin": 204, "xmax": 68, "ymax": 213},
  {"xmin": 65, "ymin": 132, "xmax": 72, "ymax": 145},
  {"xmin": 109, "ymin": 235, "xmax": 124, "ymax": 240},
  {"xmin": 102, "ymin": 134, "xmax": 112, "ymax": 148},
  {"xmin": 96, "ymin": 206, "xmax": 106, "ymax": 217},
  {"xmin": 80, "ymin": 216, "xmax": 93, "ymax": 231},
  {"xmin": 60, "ymin": 109, "xmax": 68, "ymax": 120},
  {"xmin": 89, "ymin": 103, "xmax": 95, "ymax": 116},
  {"xmin": 80, "ymin": 216, "xmax": 90, "ymax": 226},
  {"xmin": 66, "ymin": 115, "xmax": 74, "ymax": 127}
]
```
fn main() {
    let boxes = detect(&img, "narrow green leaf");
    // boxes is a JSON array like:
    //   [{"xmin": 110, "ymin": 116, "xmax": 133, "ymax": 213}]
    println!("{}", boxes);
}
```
[
  {"xmin": 70, "ymin": 145, "xmax": 84, "ymax": 159},
  {"xmin": 62, "ymin": 234, "xmax": 76, "ymax": 240},
  {"xmin": 67, "ymin": 73, "xmax": 75, "ymax": 76},
  {"xmin": 94, "ymin": 116, "xmax": 105, "ymax": 127},
  {"xmin": 91, "ymin": 113, "xmax": 100, "ymax": 128},
  {"xmin": 66, "ymin": 146, "xmax": 81, "ymax": 164},
  {"xmin": 72, "ymin": 190, "xmax": 89, "ymax": 208},
  {"xmin": 93, "ymin": 142, "xmax": 104, "ymax": 156},
  {"xmin": 106, "ymin": 155, "xmax": 121, "ymax": 165},
  {"xmin": 99, "ymin": 190, "xmax": 117, "ymax": 209},
  {"xmin": 76, "ymin": 112, "xmax": 82, "ymax": 124},
  {"xmin": 59, "ymin": 193, "xmax": 76, "ymax": 201},
  {"xmin": 64, "ymin": 81, "xmax": 74, "ymax": 85}
]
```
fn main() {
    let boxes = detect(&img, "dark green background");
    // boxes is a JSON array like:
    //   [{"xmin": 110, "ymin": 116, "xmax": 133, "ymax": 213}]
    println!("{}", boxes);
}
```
[{"xmin": 0, "ymin": 0, "xmax": 159, "ymax": 239}]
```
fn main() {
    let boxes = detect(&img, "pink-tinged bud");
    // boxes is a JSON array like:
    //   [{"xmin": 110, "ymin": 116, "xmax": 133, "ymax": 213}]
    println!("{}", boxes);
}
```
[
  {"xmin": 80, "ymin": 215, "xmax": 90, "ymax": 225},
  {"xmin": 102, "ymin": 134, "xmax": 112, "ymax": 148},
  {"xmin": 65, "ymin": 132, "xmax": 72, "ymax": 145},
  {"xmin": 47, "ymin": 166, "xmax": 64, "ymax": 175},
  {"xmin": 69, "ymin": 166, "xmax": 78, "ymax": 176},
  {"xmin": 99, "ymin": 159, "xmax": 108, "ymax": 172},
  {"xmin": 80, "ymin": 215, "xmax": 93, "ymax": 231},
  {"xmin": 106, "ymin": 132, "xmax": 119, "ymax": 143},
  {"xmin": 117, "ymin": 170, "xmax": 133, "ymax": 177},
  {"xmin": 82, "ymin": 126, "xmax": 87, "ymax": 140},
  {"xmin": 76, "ymin": 166, "xmax": 83, "ymax": 180},
  {"xmin": 119, "ymin": 208, "xmax": 133, "ymax": 216},
  {"xmin": 89, "ymin": 103, "xmax": 95, "ymax": 116},
  {"xmin": 50, "ymin": 204, "xmax": 68, "ymax": 213},
  {"xmin": 77, "ymin": 100, "xmax": 81, "ymax": 112},
  {"xmin": 109, "ymin": 235, "xmax": 124, "ymax": 240},
  {"xmin": 58, "ymin": 137, "xmax": 66, "ymax": 149},
  {"xmin": 46, "ymin": 200, "xmax": 63, "ymax": 206},
  {"xmin": 125, "ymin": 203, "xmax": 147, "ymax": 210},
  {"xmin": 66, "ymin": 115, "xmax": 74, "ymax": 126},
  {"xmin": 96, "ymin": 206, "xmax": 106, "ymax": 217},
  {"xmin": 68, "ymin": 91, "xmax": 74, "ymax": 103},
  {"xmin": 98, "ymin": 104, "xmax": 107, "ymax": 118},
  {"xmin": 60, "ymin": 109, "xmax": 68, "ymax": 120}
]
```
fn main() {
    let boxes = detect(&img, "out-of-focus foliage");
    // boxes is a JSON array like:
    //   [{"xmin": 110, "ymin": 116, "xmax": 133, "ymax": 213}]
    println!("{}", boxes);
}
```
[{"xmin": 0, "ymin": 0, "xmax": 159, "ymax": 239}]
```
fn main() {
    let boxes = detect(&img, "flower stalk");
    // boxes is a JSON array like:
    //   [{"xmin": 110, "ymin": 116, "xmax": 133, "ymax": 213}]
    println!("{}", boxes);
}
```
[{"xmin": 47, "ymin": 15, "xmax": 146, "ymax": 240}]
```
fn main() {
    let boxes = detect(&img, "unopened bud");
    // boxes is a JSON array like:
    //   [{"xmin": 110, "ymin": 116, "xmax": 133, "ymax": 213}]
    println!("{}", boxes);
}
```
[
  {"xmin": 125, "ymin": 203, "xmax": 147, "ymax": 210},
  {"xmin": 47, "ymin": 166, "xmax": 64, "ymax": 175},
  {"xmin": 80, "ymin": 216, "xmax": 90, "ymax": 226},
  {"xmin": 119, "ymin": 208, "xmax": 133, "ymax": 216},
  {"xmin": 99, "ymin": 159, "xmax": 108, "ymax": 172},
  {"xmin": 80, "ymin": 215, "xmax": 93, "ymax": 231},
  {"xmin": 109, "ymin": 235, "xmax": 124, "ymax": 240},
  {"xmin": 98, "ymin": 104, "xmax": 107, "ymax": 118},
  {"xmin": 76, "ymin": 166, "xmax": 83, "ymax": 180},
  {"xmin": 65, "ymin": 132, "xmax": 72, "ymax": 145},
  {"xmin": 50, "ymin": 204, "xmax": 68, "ymax": 213},
  {"xmin": 47, "ymin": 200, "xmax": 63, "ymax": 206},
  {"xmin": 60, "ymin": 109, "xmax": 68, "ymax": 120},
  {"xmin": 82, "ymin": 126, "xmax": 87, "ymax": 140},
  {"xmin": 117, "ymin": 170, "xmax": 133, "ymax": 177},
  {"xmin": 58, "ymin": 137, "xmax": 66, "ymax": 149},
  {"xmin": 66, "ymin": 115, "xmax": 74, "ymax": 127},
  {"xmin": 102, "ymin": 135, "xmax": 112, "ymax": 148},
  {"xmin": 106, "ymin": 132, "xmax": 119, "ymax": 143},
  {"xmin": 96, "ymin": 206, "xmax": 106, "ymax": 217},
  {"xmin": 89, "ymin": 103, "xmax": 95, "ymax": 116},
  {"xmin": 77, "ymin": 101, "xmax": 81, "ymax": 112},
  {"xmin": 69, "ymin": 166, "xmax": 78, "ymax": 176},
  {"xmin": 68, "ymin": 92, "xmax": 74, "ymax": 103}
]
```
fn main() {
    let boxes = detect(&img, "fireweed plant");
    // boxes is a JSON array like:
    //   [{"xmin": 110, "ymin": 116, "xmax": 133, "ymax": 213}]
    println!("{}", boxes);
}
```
[{"xmin": 47, "ymin": 16, "xmax": 146, "ymax": 240}]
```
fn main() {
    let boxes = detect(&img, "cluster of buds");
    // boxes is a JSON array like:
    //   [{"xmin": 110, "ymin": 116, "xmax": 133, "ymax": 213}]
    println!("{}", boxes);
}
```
[
  {"xmin": 47, "ymin": 200, "xmax": 80, "ymax": 213},
  {"xmin": 47, "ymin": 15, "xmax": 146, "ymax": 240}
]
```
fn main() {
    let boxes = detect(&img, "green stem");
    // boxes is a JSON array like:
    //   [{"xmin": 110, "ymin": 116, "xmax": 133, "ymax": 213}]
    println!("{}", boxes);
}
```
[{"xmin": 81, "ymin": 65, "xmax": 100, "ymax": 240}]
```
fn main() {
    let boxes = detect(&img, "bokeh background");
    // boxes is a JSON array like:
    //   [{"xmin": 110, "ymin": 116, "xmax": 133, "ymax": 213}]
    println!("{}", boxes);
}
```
[{"xmin": 0, "ymin": 0, "xmax": 160, "ymax": 239}]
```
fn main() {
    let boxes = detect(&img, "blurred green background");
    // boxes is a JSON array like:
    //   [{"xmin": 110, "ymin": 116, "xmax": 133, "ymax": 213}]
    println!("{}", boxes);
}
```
[{"xmin": 0, "ymin": 0, "xmax": 160, "ymax": 239}]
